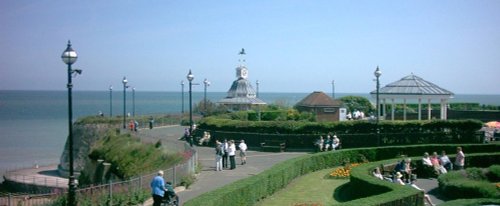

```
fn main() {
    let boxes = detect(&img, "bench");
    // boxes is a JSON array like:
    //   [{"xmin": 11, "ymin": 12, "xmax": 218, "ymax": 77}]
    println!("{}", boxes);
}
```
[
  {"xmin": 260, "ymin": 140, "xmax": 286, "ymax": 152},
  {"xmin": 380, "ymin": 162, "xmax": 398, "ymax": 178}
]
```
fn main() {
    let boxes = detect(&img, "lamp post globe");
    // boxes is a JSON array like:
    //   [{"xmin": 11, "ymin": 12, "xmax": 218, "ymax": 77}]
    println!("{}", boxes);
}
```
[
  {"xmin": 187, "ymin": 70, "xmax": 194, "ymax": 138},
  {"xmin": 61, "ymin": 40, "xmax": 78, "ymax": 206},
  {"xmin": 122, "ymin": 77, "xmax": 128, "ymax": 129}
]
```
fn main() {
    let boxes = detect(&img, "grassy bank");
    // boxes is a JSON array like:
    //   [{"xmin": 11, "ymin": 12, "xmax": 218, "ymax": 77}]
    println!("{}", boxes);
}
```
[{"xmin": 255, "ymin": 168, "xmax": 349, "ymax": 206}]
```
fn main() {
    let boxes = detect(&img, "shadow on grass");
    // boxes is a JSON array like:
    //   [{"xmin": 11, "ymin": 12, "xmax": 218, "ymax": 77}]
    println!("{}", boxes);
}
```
[{"xmin": 333, "ymin": 182, "xmax": 356, "ymax": 203}]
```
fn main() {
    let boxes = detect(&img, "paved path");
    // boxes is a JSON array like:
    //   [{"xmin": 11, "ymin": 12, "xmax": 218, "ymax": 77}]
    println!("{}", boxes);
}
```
[{"xmin": 138, "ymin": 126, "xmax": 307, "ymax": 205}]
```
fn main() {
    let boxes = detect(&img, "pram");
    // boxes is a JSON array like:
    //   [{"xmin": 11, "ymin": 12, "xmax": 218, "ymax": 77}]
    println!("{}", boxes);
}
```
[{"xmin": 161, "ymin": 191, "xmax": 179, "ymax": 206}]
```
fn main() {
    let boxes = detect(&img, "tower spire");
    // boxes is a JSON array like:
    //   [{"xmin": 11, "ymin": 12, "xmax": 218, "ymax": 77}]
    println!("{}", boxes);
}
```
[{"xmin": 238, "ymin": 48, "xmax": 246, "ymax": 65}]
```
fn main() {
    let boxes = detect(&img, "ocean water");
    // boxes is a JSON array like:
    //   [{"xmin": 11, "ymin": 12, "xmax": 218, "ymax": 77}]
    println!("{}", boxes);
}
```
[{"xmin": 0, "ymin": 90, "xmax": 499, "ymax": 180}]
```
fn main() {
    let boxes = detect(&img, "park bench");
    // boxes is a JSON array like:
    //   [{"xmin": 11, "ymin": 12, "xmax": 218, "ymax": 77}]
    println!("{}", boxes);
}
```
[
  {"xmin": 380, "ymin": 162, "xmax": 398, "ymax": 178},
  {"xmin": 260, "ymin": 140, "xmax": 286, "ymax": 152}
]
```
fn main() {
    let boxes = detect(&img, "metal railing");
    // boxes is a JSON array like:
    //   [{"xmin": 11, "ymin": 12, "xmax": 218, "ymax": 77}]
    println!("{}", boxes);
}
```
[{"xmin": 0, "ymin": 143, "xmax": 197, "ymax": 206}]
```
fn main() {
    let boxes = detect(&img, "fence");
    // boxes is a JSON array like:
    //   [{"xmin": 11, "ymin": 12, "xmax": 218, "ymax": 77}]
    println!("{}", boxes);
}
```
[{"xmin": 0, "ymin": 143, "xmax": 197, "ymax": 206}]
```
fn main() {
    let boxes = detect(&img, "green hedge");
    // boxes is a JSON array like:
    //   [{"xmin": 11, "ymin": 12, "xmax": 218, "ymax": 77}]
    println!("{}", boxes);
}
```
[
  {"xmin": 197, "ymin": 118, "xmax": 484, "ymax": 148},
  {"xmin": 438, "ymin": 198, "xmax": 500, "ymax": 206},
  {"xmin": 438, "ymin": 165, "xmax": 500, "ymax": 199},
  {"xmin": 184, "ymin": 144, "xmax": 500, "ymax": 206}
]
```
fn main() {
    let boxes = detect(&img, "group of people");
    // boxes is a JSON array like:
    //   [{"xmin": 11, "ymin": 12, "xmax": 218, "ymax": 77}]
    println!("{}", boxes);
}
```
[
  {"xmin": 422, "ymin": 147, "xmax": 465, "ymax": 177},
  {"xmin": 371, "ymin": 146, "xmax": 467, "ymax": 206},
  {"xmin": 372, "ymin": 163, "xmax": 436, "ymax": 206},
  {"xmin": 315, "ymin": 133, "xmax": 341, "ymax": 152},
  {"xmin": 215, "ymin": 139, "xmax": 247, "ymax": 171}
]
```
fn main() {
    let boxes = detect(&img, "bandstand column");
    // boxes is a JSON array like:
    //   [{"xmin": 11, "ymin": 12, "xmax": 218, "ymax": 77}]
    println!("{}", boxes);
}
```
[
  {"xmin": 403, "ymin": 98, "xmax": 407, "ymax": 121},
  {"xmin": 382, "ymin": 98, "xmax": 386, "ymax": 119},
  {"xmin": 418, "ymin": 98, "xmax": 422, "ymax": 120},
  {"xmin": 427, "ymin": 99, "xmax": 432, "ymax": 120},
  {"xmin": 391, "ymin": 98, "xmax": 395, "ymax": 121}
]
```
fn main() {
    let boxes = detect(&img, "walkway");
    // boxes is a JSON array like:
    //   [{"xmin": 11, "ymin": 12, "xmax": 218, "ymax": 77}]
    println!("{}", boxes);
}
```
[{"xmin": 138, "ymin": 126, "xmax": 307, "ymax": 205}]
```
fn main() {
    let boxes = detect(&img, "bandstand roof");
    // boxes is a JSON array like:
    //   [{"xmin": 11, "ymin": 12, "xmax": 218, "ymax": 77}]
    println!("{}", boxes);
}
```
[{"xmin": 370, "ymin": 74, "xmax": 454, "ymax": 99}]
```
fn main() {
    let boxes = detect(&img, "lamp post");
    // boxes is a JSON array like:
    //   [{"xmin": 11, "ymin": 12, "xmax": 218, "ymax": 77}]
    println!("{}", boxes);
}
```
[
  {"xmin": 331, "ymin": 80, "xmax": 335, "ymax": 99},
  {"xmin": 374, "ymin": 66, "xmax": 382, "ymax": 146},
  {"xmin": 203, "ymin": 78, "xmax": 210, "ymax": 113},
  {"xmin": 61, "ymin": 40, "xmax": 80, "ymax": 206},
  {"xmin": 256, "ymin": 80, "xmax": 260, "ymax": 98},
  {"xmin": 181, "ymin": 81, "xmax": 185, "ymax": 114},
  {"xmin": 122, "ymin": 77, "xmax": 128, "ymax": 129},
  {"xmin": 132, "ymin": 87, "xmax": 136, "ymax": 117},
  {"xmin": 109, "ymin": 85, "xmax": 113, "ymax": 117},
  {"xmin": 374, "ymin": 66, "xmax": 382, "ymax": 123},
  {"xmin": 187, "ymin": 70, "xmax": 194, "ymax": 137}
]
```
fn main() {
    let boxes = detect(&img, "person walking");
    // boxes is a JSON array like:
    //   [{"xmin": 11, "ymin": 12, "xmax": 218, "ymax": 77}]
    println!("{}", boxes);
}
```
[
  {"xmin": 238, "ymin": 140, "xmax": 248, "ymax": 165},
  {"xmin": 215, "ymin": 140, "xmax": 223, "ymax": 171},
  {"xmin": 454, "ymin": 146, "xmax": 465, "ymax": 170},
  {"xmin": 150, "ymin": 170, "xmax": 166, "ymax": 206},
  {"xmin": 228, "ymin": 140, "xmax": 236, "ymax": 170}
]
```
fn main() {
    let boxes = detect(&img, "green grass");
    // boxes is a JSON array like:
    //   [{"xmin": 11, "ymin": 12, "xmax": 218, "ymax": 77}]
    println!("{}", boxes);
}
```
[{"xmin": 255, "ymin": 168, "xmax": 348, "ymax": 206}]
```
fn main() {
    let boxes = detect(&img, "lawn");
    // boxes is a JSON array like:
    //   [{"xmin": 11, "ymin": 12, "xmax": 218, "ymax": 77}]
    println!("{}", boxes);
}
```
[{"xmin": 255, "ymin": 168, "xmax": 349, "ymax": 206}]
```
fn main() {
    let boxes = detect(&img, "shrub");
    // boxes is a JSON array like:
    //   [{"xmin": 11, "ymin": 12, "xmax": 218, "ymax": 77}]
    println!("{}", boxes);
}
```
[{"xmin": 438, "ymin": 165, "xmax": 500, "ymax": 199}]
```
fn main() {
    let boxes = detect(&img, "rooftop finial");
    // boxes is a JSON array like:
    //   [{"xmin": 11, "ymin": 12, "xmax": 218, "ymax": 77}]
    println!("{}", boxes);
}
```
[{"xmin": 238, "ymin": 48, "xmax": 246, "ymax": 64}]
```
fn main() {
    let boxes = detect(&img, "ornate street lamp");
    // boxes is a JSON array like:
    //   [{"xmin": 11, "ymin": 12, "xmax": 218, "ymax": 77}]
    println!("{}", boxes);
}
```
[
  {"xmin": 203, "ymin": 78, "xmax": 210, "ymax": 113},
  {"xmin": 181, "ymin": 81, "xmax": 185, "ymax": 114},
  {"xmin": 109, "ymin": 85, "xmax": 113, "ymax": 117},
  {"xmin": 374, "ymin": 66, "xmax": 382, "ymax": 123},
  {"xmin": 122, "ymin": 77, "xmax": 128, "ymax": 129},
  {"xmin": 187, "ymin": 70, "xmax": 194, "ymax": 138},
  {"xmin": 61, "ymin": 40, "xmax": 81, "ymax": 206}
]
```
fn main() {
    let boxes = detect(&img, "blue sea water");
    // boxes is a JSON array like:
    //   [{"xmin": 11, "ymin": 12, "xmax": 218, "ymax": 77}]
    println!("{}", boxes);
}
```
[{"xmin": 0, "ymin": 90, "xmax": 499, "ymax": 180}]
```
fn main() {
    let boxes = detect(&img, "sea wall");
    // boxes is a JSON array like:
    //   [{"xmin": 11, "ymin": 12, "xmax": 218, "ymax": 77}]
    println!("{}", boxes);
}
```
[{"xmin": 58, "ymin": 124, "xmax": 115, "ymax": 178}]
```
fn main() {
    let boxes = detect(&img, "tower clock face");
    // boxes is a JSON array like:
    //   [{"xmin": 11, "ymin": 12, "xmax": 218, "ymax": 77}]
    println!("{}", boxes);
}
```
[{"xmin": 241, "ymin": 68, "xmax": 248, "ymax": 78}]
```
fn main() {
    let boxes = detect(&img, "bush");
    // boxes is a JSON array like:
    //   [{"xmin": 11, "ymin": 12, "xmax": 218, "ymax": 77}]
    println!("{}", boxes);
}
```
[
  {"xmin": 438, "ymin": 165, "xmax": 500, "ymax": 199},
  {"xmin": 85, "ymin": 130, "xmax": 183, "ymax": 181}
]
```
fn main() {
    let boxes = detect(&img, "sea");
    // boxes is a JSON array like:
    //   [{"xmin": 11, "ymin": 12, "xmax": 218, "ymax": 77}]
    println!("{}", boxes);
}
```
[{"xmin": 1, "ymin": 90, "xmax": 499, "ymax": 180}]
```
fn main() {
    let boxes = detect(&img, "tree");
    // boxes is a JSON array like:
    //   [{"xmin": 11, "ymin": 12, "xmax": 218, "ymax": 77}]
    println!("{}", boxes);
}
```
[{"xmin": 339, "ymin": 96, "xmax": 374, "ymax": 114}]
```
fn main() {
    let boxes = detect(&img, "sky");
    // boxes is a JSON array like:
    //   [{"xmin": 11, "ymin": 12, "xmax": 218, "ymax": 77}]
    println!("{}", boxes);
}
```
[{"xmin": 1, "ymin": 1, "xmax": 499, "ymax": 94}]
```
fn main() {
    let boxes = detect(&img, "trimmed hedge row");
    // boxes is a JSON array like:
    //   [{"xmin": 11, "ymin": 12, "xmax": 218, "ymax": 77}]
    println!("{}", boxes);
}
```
[
  {"xmin": 437, "ymin": 165, "xmax": 500, "ymax": 199},
  {"xmin": 199, "ymin": 118, "xmax": 483, "ymax": 135},
  {"xmin": 184, "ymin": 143, "xmax": 500, "ymax": 206},
  {"xmin": 197, "ymin": 118, "xmax": 484, "ymax": 148},
  {"xmin": 346, "ymin": 152, "xmax": 500, "ymax": 206},
  {"xmin": 439, "ymin": 198, "xmax": 500, "ymax": 206}
]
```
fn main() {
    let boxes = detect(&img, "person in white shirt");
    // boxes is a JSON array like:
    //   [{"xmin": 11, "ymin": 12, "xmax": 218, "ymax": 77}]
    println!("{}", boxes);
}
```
[
  {"xmin": 394, "ymin": 172, "xmax": 405, "ymax": 185},
  {"xmin": 238, "ymin": 140, "xmax": 248, "ymax": 165},
  {"xmin": 228, "ymin": 140, "xmax": 236, "ymax": 170},
  {"xmin": 422, "ymin": 152, "xmax": 432, "ymax": 166},
  {"xmin": 409, "ymin": 178, "xmax": 435, "ymax": 206}
]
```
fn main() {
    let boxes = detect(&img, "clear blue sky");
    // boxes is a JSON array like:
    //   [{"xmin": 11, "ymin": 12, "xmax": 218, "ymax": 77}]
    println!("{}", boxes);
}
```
[{"xmin": 1, "ymin": 1, "xmax": 499, "ymax": 94}]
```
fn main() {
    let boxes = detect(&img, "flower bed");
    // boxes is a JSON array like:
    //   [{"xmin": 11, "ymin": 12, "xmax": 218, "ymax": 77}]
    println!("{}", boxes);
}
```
[{"xmin": 329, "ymin": 163, "xmax": 362, "ymax": 179}]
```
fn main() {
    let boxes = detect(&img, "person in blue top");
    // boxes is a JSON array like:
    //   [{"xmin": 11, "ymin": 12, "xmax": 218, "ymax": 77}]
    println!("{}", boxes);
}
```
[{"xmin": 151, "ymin": 170, "xmax": 166, "ymax": 206}]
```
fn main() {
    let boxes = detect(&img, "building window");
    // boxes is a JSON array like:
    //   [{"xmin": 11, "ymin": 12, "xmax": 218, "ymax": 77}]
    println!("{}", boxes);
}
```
[{"xmin": 324, "ymin": 108, "xmax": 336, "ymax": 113}]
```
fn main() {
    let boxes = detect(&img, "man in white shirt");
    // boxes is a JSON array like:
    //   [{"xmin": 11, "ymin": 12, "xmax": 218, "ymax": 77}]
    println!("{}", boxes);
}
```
[
  {"xmin": 228, "ymin": 140, "xmax": 236, "ymax": 169},
  {"xmin": 238, "ymin": 140, "xmax": 248, "ymax": 165}
]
